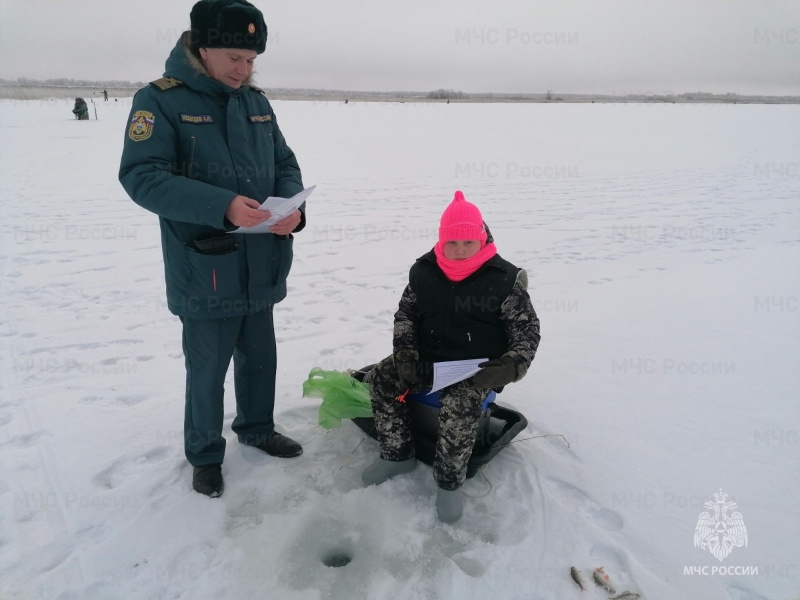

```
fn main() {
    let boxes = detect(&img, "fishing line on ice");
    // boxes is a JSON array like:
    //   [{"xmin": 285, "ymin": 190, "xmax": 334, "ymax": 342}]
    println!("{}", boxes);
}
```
[{"xmin": 336, "ymin": 425, "xmax": 375, "ymax": 473}]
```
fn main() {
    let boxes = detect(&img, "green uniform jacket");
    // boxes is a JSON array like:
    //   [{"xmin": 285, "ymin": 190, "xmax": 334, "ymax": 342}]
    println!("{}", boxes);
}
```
[{"xmin": 119, "ymin": 33, "xmax": 304, "ymax": 318}]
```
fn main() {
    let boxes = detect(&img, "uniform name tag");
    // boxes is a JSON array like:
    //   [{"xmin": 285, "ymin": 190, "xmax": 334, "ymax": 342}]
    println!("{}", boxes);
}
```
[
  {"xmin": 248, "ymin": 114, "xmax": 272, "ymax": 123},
  {"xmin": 180, "ymin": 114, "xmax": 214, "ymax": 124}
]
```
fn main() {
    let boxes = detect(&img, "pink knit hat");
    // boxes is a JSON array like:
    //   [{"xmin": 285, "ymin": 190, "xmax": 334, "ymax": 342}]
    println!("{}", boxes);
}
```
[{"xmin": 438, "ymin": 191, "xmax": 487, "ymax": 245}]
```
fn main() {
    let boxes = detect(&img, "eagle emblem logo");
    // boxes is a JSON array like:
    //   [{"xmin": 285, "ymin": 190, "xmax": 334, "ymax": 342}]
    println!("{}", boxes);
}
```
[
  {"xmin": 128, "ymin": 110, "xmax": 155, "ymax": 142},
  {"xmin": 694, "ymin": 489, "xmax": 748, "ymax": 561}
]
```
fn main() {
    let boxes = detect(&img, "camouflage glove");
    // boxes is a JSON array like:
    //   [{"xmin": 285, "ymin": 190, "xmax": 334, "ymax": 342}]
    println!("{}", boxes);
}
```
[
  {"xmin": 396, "ymin": 360, "xmax": 419, "ymax": 389},
  {"xmin": 474, "ymin": 356, "xmax": 517, "ymax": 389}
]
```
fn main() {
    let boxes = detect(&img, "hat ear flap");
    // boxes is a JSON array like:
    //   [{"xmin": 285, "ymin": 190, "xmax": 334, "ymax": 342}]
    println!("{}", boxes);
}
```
[{"xmin": 189, "ymin": 1, "xmax": 211, "ymax": 49}]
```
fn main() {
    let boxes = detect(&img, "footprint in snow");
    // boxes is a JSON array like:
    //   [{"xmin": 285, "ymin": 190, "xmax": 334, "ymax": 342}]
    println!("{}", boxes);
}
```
[
  {"xmin": 225, "ymin": 487, "xmax": 272, "ymax": 534},
  {"xmin": 74, "ymin": 522, "xmax": 113, "ymax": 547},
  {"xmin": 450, "ymin": 554, "xmax": 486, "ymax": 577},
  {"xmin": 114, "ymin": 395, "xmax": 148, "ymax": 407},
  {"xmin": 423, "ymin": 529, "xmax": 487, "ymax": 578},
  {"xmin": 589, "ymin": 542, "xmax": 628, "ymax": 569},
  {"xmin": 318, "ymin": 342, "xmax": 365, "ymax": 356},
  {"xmin": 91, "ymin": 446, "xmax": 173, "ymax": 490},
  {"xmin": 461, "ymin": 461, "xmax": 534, "ymax": 547},
  {"xmin": 38, "ymin": 545, "xmax": 74, "ymax": 574},
  {"xmin": 0, "ymin": 430, "xmax": 48, "ymax": 449},
  {"xmin": 79, "ymin": 394, "xmax": 148, "ymax": 408},
  {"xmin": 545, "ymin": 477, "xmax": 623, "ymax": 531},
  {"xmin": 167, "ymin": 542, "xmax": 217, "ymax": 587},
  {"xmin": 0, "ymin": 323, "xmax": 19, "ymax": 336}
]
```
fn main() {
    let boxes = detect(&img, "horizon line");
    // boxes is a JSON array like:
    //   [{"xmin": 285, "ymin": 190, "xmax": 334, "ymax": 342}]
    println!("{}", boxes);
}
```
[{"xmin": 1, "ymin": 80, "xmax": 799, "ymax": 100}]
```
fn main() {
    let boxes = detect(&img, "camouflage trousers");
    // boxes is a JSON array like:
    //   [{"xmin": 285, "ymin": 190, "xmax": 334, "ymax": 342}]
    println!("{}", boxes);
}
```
[{"xmin": 365, "ymin": 356, "xmax": 488, "ymax": 491}]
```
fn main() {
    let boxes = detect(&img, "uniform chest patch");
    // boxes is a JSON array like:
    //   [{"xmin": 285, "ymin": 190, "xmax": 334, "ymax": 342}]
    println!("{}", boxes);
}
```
[
  {"xmin": 129, "ymin": 110, "xmax": 155, "ymax": 142},
  {"xmin": 248, "ymin": 114, "xmax": 272, "ymax": 124},
  {"xmin": 180, "ymin": 114, "xmax": 214, "ymax": 124}
]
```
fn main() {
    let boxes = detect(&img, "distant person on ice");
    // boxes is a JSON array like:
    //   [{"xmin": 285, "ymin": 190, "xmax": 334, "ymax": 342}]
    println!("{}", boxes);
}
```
[
  {"xmin": 72, "ymin": 97, "xmax": 89, "ymax": 120},
  {"xmin": 119, "ymin": 0, "xmax": 306, "ymax": 498},
  {"xmin": 362, "ymin": 191, "xmax": 541, "ymax": 523},
  {"xmin": 103, "ymin": 89, "xmax": 108, "ymax": 101}
]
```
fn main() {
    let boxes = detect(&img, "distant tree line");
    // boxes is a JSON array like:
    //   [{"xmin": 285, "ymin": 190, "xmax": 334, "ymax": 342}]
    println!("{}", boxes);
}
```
[
  {"xmin": 1, "ymin": 79, "xmax": 796, "ymax": 104},
  {"xmin": 426, "ymin": 89, "xmax": 469, "ymax": 100},
  {"xmin": 0, "ymin": 77, "xmax": 146, "ymax": 89}
]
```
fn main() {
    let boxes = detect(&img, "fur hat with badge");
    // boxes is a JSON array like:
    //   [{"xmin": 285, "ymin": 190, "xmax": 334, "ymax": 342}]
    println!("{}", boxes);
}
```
[{"xmin": 190, "ymin": 0, "xmax": 268, "ymax": 54}]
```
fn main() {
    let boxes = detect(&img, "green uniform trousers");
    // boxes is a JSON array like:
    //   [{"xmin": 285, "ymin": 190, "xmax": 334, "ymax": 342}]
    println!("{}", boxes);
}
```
[{"xmin": 180, "ymin": 308, "xmax": 277, "ymax": 466}]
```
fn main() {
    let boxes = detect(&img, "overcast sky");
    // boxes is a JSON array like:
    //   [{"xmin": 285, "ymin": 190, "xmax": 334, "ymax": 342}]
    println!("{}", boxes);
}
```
[{"xmin": 1, "ymin": 0, "xmax": 798, "ymax": 95}]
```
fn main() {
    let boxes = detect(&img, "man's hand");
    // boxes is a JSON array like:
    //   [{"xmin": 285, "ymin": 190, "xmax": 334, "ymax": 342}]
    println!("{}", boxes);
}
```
[
  {"xmin": 473, "ymin": 356, "xmax": 517, "ymax": 389},
  {"xmin": 270, "ymin": 210, "xmax": 301, "ymax": 236},
  {"xmin": 226, "ymin": 195, "xmax": 271, "ymax": 228},
  {"xmin": 396, "ymin": 360, "xmax": 419, "ymax": 389}
]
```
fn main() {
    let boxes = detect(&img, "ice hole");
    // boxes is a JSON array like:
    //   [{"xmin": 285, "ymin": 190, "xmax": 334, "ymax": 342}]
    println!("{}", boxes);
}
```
[{"xmin": 321, "ymin": 549, "xmax": 353, "ymax": 568}]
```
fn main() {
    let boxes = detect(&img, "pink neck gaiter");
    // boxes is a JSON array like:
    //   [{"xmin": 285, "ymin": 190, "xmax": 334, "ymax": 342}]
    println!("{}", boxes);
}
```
[{"xmin": 433, "ymin": 241, "xmax": 497, "ymax": 282}]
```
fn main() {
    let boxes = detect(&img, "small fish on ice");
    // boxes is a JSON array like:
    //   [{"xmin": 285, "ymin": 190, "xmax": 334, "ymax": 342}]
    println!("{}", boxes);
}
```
[
  {"xmin": 570, "ymin": 566, "xmax": 586, "ymax": 591},
  {"xmin": 610, "ymin": 592, "xmax": 641, "ymax": 600},
  {"xmin": 593, "ymin": 567, "xmax": 616, "ymax": 594}
]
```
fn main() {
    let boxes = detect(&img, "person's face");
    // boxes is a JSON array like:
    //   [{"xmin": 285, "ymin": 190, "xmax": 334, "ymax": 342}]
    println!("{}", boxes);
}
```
[
  {"xmin": 199, "ymin": 47, "xmax": 257, "ymax": 89},
  {"xmin": 443, "ymin": 240, "xmax": 481, "ymax": 260}
]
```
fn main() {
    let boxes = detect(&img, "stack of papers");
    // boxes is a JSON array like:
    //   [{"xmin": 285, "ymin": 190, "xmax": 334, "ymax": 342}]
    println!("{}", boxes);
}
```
[
  {"xmin": 430, "ymin": 358, "xmax": 487, "ymax": 392},
  {"xmin": 233, "ymin": 185, "xmax": 315, "ymax": 233}
]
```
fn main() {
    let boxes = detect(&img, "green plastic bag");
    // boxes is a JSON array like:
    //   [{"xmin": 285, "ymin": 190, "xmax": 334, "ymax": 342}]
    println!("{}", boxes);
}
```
[{"xmin": 302, "ymin": 368, "xmax": 373, "ymax": 429}]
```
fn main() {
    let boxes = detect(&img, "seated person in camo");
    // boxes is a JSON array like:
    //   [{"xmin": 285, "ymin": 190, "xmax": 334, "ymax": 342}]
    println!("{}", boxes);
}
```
[
  {"xmin": 72, "ymin": 98, "xmax": 89, "ymax": 120},
  {"xmin": 362, "ymin": 190, "xmax": 541, "ymax": 523}
]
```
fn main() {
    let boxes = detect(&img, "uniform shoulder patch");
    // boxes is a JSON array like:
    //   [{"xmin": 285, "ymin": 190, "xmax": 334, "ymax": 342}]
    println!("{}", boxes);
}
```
[
  {"xmin": 149, "ymin": 77, "xmax": 183, "ymax": 92},
  {"xmin": 129, "ymin": 110, "xmax": 155, "ymax": 142}
]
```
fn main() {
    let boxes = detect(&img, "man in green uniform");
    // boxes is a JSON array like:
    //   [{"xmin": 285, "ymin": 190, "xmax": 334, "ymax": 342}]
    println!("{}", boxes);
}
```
[{"xmin": 119, "ymin": 0, "xmax": 305, "ymax": 497}]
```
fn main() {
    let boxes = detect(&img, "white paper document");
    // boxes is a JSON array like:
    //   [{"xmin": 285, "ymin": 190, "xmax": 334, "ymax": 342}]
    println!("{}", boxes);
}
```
[
  {"xmin": 232, "ymin": 185, "xmax": 315, "ymax": 234},
  {"xmin": 430, "ymin": 358, "xmax": 488, "ymax": 393}
]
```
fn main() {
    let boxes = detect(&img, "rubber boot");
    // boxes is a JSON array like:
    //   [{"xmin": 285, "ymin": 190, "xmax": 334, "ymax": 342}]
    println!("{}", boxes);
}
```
[
  {"xmin": 436, "ymin": 487, "xmax": 464, "ymax": 523},
  {"xmin": 362, "ymin": 457, "xmax": 417, "ymax": 486}
]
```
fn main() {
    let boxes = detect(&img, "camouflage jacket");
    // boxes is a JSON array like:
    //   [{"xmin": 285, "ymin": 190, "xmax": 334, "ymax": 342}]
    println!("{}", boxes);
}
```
[{"xmin": 393, "ymin": 249, "xmax": 541, "ymax": 382}]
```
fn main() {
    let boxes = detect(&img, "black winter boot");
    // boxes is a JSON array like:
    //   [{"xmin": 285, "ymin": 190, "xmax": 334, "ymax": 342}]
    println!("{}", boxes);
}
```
[
  {"xmin": 193, "ymin": 464, "xmax": 223, "ymax": 497},
  {"xmin": 245, "ymin": 432, "xmax": 303, "ymax": 458}
]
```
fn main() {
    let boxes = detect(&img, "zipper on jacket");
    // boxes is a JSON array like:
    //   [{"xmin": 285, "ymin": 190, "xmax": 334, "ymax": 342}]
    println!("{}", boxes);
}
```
[{"xmin": 188, "ymin": 136, "xmax": 196, "ymax": 178}]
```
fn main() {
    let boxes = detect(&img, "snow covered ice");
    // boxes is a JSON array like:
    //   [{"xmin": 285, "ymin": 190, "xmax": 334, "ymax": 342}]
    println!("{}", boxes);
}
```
[{"xmin": 1, "ymin": 97, "xmax": 799, "ymax": 600}]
